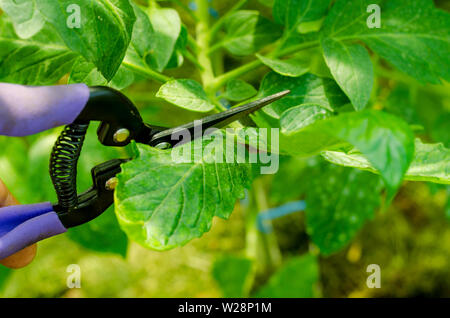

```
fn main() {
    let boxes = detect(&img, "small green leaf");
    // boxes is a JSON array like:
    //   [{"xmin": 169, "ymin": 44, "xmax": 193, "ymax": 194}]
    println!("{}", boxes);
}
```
[
  {"xmin": 322, "ymin": 139, "xmax": 450, "ymax": 184},
  {"xmin": 255, "ymin": 254, "xmax": 319, "ymax": 298},
  {"xmin": 0, "ymin": 21, "xmax": 78, "ymax": 85},
  {"xmin": 156, "ymin": 79, "xmax": 215, "ymax": 112},
  {"xmin": 321, "ymin": 39, "xmax": 374, "ymax": 110},
  {"xmin": 256, "ymin": 72, "xmax": 349, "ymax": 120},
  {"xmin": 115, "ymin": 140, "xmax": 254, "ymax": 251},
  {"xmin": 256, "ymin": 54, "xmax": 309, "ymax": 77},
  {"xmin": 144, "ymin": 6, "xmax": 181, "ymax": 72},
  {"xmin": 36, "ymin": 0, "xmax": 136, "ymax": 81},
  {"xmin": 273, "ymin": 0, "xmax": 330, "ymax": 31},
  {"xmin": 280, "ymin": 104, "xmax": 331, "ymax": 132},
  {"xmin": 306, "ymin": 164, "xmax": 383, "ymax": 255},
  {"xmin": 212, "ymin": 256, "xmax": 253, "ymax": 298},
  {"xmin": 222, "ymin": 10, "xmax": 283, "ymax": 56},
  {"xmin": 281, "ymin": 110, "xmax": 415, "ymax": 196},
  {"xmin": 224, "ymin": 79, "xmax": 257, "ymax": 102},
  {"xmin": 0, "ymin": 0, "xmax": 45, "ymax": 38},
  {"xmin": 166, "ymin": 25, "xmax": 188, "ymax": 70}
]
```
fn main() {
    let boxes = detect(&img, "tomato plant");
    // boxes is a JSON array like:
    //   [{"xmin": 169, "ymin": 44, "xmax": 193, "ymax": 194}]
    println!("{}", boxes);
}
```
[{"xmin": 0, "ymin": 0, "xmax": 449, "ymax": 297}]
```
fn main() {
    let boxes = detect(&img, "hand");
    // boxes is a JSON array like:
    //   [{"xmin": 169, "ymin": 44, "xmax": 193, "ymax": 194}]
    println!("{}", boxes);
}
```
[{"xmin": 0, "ymin": 179, "xmax": 37, "ymax": 268}]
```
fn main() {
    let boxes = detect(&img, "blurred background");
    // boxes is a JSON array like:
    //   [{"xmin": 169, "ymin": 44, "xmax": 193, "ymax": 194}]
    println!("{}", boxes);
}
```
[{"xmin": 0, "ymin": 0, "xmax": 449, "ymax": 297}]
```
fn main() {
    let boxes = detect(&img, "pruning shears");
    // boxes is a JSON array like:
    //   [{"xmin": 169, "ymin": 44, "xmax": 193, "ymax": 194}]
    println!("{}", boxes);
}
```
[{"xmin": 0, "ymin": 83, "xmax": 289, "ymax": 259}]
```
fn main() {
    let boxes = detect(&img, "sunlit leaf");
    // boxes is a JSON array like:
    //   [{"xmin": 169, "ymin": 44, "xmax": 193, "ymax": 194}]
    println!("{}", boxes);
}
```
[
  {"xmin": 256, "ymin": 54, "xmax": 310, "ymax": 77},
  {"xmin": 115, "ymin": 140, "xmax": 254, "ymax": 251},
  {"xmin": 156, "ymin": 79, "xmax": 215, "ymax": 112},
  {"xmin": 0, "ymin": 0, "xmax": 45, "ymax": 38}
]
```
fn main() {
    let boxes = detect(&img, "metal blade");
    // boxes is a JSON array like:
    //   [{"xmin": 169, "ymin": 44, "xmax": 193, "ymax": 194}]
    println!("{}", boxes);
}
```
[{"xmin": 148, "ymin": 90, "xmax": 290, "ymax": 148}]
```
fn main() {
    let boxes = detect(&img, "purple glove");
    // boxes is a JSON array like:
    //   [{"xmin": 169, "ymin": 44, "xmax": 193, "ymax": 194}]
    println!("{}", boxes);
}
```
[
  {"xmin": 0, "ymin": 83, "xmax": 90, "ymax": 136},
  {"xmin": 0, "ymin": 203, "xmax": 67, "ymax": 259}
]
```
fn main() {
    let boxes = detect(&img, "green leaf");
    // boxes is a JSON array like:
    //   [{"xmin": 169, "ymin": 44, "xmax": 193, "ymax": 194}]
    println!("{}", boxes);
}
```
[
  {"xmin": 255, "ymin": 72, "xmax": 349, "ymax": 121},
  {"xmin": 322, "ymin": 139, "xmax": 450, "ymax": 184},
  {"xmin": 166, "ymin": 25, "xmax": 188, "ymax": 70},
  {"xmin": 69, "ymin": 57, "xmax": 135, "ymax": 90},
  {"xmin": 115, "ymin": 140, "xmax": 254, "ymax": 251},
  {"xmin": 224, "ymin": 79, "xmax": 257, "ymax": 102},
  {"xmin": 255, "ymin": 254, "xmax": 319, "ymax": 297},
  {"xmin": 156, "ymin": 79, "xmax": 215, "ymax": 112},
  {"xmin": 306, "ymin": 164, "xmax": 383, "ymax": 255},
  {"xmin": 212, "ymin": 256, "xmax": 253, "ymax": 298},
  {"xmin": 321, "ymin": 0, "xmax": 450, "ymax": 84},
  {"xmin": 321, "ymin": 39, "xmax": 374, "ymax": 110},
  {"xmin": 36, "ymin": 0, "xmax": 136, "ymax": 81},
  {"xmin": 143, "ymin": 6, "xmax": 181, "ymax": 72},
  {"xmin": 0, "ymin": 21, "xmax": 78, "ymax": 85},
  {"xmin": 280, "ymin": 110, "xmax": 415, "ymax": 196},
  {"xmin": 280, "ymin": 104, "xmax": 332, "ymax": 132},
  {"xmin": 269, "ymin": 156, "xmax": 317, "ymax": 204},
  {"xmin": 256, "ymin": 54, "xmax": 309, "ymax": 77},
  {"xmin": 222, "ymin": 10, "xmax": 283, "ymax": 56},
  {"xmin": 69, "ymin": 57, "xmax": 107, "ymax": 86},
  {"xmin": 273, "ymin": 0, "xmax": 330, "ymax": 31},
  {"xmin": 0, "ymin": 0, "xmax": 45, "ymax": 38},
  {"xmin": 127, "ymin": 1, "xmax": 152, "ymax": 58}
]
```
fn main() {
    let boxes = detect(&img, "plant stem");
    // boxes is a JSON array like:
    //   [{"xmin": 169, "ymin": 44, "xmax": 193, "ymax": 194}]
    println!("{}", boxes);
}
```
[
  {"xmin": 245, "ymin": 178, "xmax": 282, "ymax": 273},
  {"xmin": 211, "ymin": 40, "xmax": 320, "ymax": 91},
  {"xmin": 209, "ymin": 0, "xmax": 248, "ymax": 42},
  {"xmin": 212, "ymin": 60, "xmax": 262, "ymax": 91},
  {"xmin": 195, "ymin": 0, "xmax": 215, "ymax": 91},
  {"xmin": 123, "ymin": 61, "xmax": 171, "ymax": 83}
]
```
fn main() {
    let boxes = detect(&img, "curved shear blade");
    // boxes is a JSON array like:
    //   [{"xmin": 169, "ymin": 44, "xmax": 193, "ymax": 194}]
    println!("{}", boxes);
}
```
[{"xmin": 148, "ymin": 90, "xmax": 290, "ymax": 147}]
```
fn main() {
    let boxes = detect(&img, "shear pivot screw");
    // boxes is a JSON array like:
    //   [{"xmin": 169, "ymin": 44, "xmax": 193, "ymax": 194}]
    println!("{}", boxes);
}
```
[
  {"xmin": 113, "ymin": 128, "xmax": 130, "ymax": 143},
  {"xmin": 155, "ymin": 142, "xmax": 171, "ymax": 150},
  {"xmin": 105, "ymin": 177, "xmax": 119, "ymax": 191}
]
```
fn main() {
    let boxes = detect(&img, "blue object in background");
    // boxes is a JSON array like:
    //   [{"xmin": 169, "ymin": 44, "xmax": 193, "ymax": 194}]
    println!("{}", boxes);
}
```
[
  {"xmin": 257, "ymin": 201, "xmax": 306, "ymax": 233},
  {"xmin": 188, "ymin": 1, "xmax": 219, "ymax": 18}
]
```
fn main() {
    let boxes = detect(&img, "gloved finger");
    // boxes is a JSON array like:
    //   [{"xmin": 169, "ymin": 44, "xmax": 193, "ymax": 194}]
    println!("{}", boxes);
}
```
[
  {"xmin": 0, "ymin": 179, "xmax": 37, "ymax": 269},
  {"xmin": 0, "ymin": 83, "xmax": 90, "ymax": 137}
]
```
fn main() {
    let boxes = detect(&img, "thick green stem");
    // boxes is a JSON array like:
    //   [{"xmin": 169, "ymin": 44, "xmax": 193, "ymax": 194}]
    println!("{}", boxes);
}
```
[{"xmin": 195, "ymin": 0, "xmax": 216, "ymax": 93}]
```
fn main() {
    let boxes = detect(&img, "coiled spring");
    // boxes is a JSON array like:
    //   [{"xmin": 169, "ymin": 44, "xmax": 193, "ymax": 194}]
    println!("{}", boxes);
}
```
[{"xmin": 50, "ymin": 123, "xmax": 89, "ymax": 210}]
